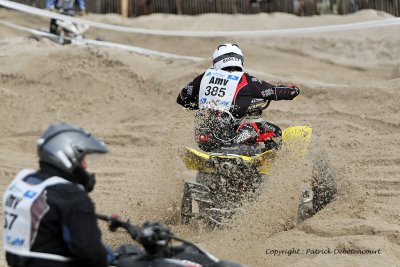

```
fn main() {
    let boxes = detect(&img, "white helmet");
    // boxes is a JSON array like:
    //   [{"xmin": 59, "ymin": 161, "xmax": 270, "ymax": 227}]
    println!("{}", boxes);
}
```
[{"xmin": 212, "ymin": 43, "xmax": 244, "ymax": 71}]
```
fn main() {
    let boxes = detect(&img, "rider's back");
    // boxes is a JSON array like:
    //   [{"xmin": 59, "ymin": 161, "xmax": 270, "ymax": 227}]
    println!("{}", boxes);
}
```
[{"xmin": 5, "ymin": 164, "xmax": 108, "ymax": 267}]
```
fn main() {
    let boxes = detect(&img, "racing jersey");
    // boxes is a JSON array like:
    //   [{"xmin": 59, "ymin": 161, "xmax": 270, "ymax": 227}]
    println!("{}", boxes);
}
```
[
  {"xmin": 177, "ymin": 69, "xmax": 299, "ymax": 119},
  {"xmin": 3, "ymin": 170, "xmax": 71, "ymax": 262},
  {"xmin": 47, "ymin": 0, "xmax": 86, "ymax": 11},
  {"xmin": 4, "ymin": 164, "xmax": 108, "ymax": 267}
]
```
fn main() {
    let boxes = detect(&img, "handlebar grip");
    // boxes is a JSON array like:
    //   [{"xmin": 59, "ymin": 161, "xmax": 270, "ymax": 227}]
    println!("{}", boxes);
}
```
[
  {"xmin": 96, "ymin": 213, "xmax": 138, "ymax": 238},
  {"xmin": 96, "ymin": 213, "xmax": 110, "ymax": 222}
]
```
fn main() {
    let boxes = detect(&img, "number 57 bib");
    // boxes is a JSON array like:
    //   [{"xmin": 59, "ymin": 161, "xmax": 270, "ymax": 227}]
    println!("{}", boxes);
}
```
[
  {"xmin": 3, "ymin": 169, "xmax": 71, "ymax": 261},
  {"xmin": 199, "ymin": 69, "xmax": 243, "ymax": 112}
]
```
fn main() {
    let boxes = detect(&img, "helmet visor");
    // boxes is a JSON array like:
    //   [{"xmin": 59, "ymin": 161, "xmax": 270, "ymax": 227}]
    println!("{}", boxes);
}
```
[
  {"xmin": 213, "ymin": 53, "xmax": 243, "ymax": 64},
  {"xmin": 74, "ymin": 133, "xmax": 109, "ymax": 155}
]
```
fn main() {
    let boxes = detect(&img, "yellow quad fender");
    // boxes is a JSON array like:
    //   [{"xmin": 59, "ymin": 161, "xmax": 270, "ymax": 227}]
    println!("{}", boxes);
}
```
[
  {"xmin": 282, "ymin": 126, "xmax": 313, "ymax": 157},
  {"xmin": 182, "ymin": 126, "xmax": 312, "ymax": 175}
]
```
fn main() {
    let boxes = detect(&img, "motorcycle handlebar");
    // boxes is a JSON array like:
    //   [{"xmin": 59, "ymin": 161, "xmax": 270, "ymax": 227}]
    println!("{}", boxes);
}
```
[
  {"xmin": 96, "ymin": 213, "xmax": 110, "ymax": 221},
  {"xmin": 96, "ymin": 213, "xmax": 219, "ymax": 263},
  {"xmin": 247, "ymin": 99, "xmax": 271, "ymax": 112},
  {"xmin": 96, "ymin": 213, "xmax": 138, "ymax": 239}
]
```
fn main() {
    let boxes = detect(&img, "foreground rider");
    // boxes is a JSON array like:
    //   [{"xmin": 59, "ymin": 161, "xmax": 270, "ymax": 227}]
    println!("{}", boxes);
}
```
[
  {"xmin": 3, "ymin": 123, "xmax": 112, "ymax": 267},
  {"xmin": 47, "ymin": 0, "xmax": 87, "ymax": 34},
  {"xmin": 177, "ymin": 43, "xmax": 300, "ymax": 151}
]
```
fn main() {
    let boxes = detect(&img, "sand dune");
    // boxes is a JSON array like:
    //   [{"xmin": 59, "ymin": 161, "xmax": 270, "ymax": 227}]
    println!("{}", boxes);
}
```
[{"xmin": 0, "ymin": 8, "xmax": 399, "ymax": 267}]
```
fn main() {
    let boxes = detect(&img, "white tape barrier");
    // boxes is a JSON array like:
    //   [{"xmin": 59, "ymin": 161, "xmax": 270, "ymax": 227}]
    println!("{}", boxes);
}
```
[
  {"xmin": 0, "ymin": 19, "xmax": 56, "ymax": 38},
  {"xmin": 1, "ymin": 0, "xmax": 400, "ymax": 37},
  {"xmin": 0, "ymin": 20, "xmax": 204, "ymax": 61},
  {"xmin": 81, "ymin": 39, "xmax": 204, "ymax": 61}
]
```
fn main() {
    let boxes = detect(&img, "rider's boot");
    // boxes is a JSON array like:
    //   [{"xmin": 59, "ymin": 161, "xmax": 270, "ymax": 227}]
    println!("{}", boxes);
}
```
[
  {"xmin": 258, "ymin": 121, "xmax": 282, "ymax": 150},
  {"xmin": 234, "ymin": 123, "xmax": 259, "ymax": 144}
]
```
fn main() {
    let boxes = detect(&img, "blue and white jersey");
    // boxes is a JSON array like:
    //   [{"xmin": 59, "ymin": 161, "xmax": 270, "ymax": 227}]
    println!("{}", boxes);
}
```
[
  {"xmin": 199, "ymin": 68, "xmax": 243, "ymax": 112},
  {"xmin": 47, "ymin": 0, "xmax": 86, "ymax": 11},
  {"xmin": 3, "ymin": 169, "xmax": 72, "ymax": 262}
]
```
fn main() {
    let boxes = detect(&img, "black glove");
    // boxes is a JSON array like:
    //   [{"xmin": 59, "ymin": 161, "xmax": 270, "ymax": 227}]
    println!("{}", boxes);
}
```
[{"xmin": 137, "ymin": 222, "xmax": 172, "ymax": 253}]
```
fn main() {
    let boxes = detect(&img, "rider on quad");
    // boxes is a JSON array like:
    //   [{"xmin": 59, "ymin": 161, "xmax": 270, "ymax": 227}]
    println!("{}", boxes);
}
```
[
  {"xmin": 47, "ymin": 0, "xmax": 86, "ymax": 35},
  {"xmin": 177, "ymin": 43, "xmax": 300, "ymax": 152},
  {"xmin": 3, "ymin": 123, "xmax": 113, "ymax": 267},
  {"xmin": 47, "ymin": 0, "xmax": 86, "ymax": 14}
]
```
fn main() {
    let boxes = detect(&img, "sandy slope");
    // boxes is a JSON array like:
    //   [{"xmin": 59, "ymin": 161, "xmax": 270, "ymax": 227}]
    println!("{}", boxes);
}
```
[{"xmin": 0, "ymin": 8, "xmax": 400, "ymax": 267}]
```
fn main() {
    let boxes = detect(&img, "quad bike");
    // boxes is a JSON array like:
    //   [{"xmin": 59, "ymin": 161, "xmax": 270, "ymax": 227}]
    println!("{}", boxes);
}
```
[
  {"xmin": 49, "ymin": 9, "xmax": 89, "ymax": 45},
  {"xmin": 180, "ymin": 99, "xmax": 336, "ymax": 227},
  {"xmin": 97, "ymin": 214, "xmax": 246, "ymax": 267}
]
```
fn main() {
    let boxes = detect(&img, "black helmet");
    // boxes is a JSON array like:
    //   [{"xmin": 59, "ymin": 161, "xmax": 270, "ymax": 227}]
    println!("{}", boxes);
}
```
[{"xmin": 37, "ymin": 123, "xmax": 108, "ymax": 192}]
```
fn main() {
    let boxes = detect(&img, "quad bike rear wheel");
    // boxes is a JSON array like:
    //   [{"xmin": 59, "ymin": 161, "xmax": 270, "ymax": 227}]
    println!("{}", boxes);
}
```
[{"xmin": 181, "ymin": 179, "xmax": 213, "ymax": 225}]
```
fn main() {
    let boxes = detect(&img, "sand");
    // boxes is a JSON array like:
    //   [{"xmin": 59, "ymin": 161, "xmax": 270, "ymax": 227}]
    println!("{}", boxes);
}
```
[{"xmin": 0, "ymin": 8, "xmax": 399, "ymax": 267}]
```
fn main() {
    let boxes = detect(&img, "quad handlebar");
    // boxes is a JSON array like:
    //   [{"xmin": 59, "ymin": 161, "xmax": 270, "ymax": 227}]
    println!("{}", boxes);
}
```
[
  {"xmin": 246, "ymin": 99, "xmax": 271, "ymax": 115},
  {"xmin": 96, "ymin": 213, "xmax": 219, "ymax": 263},
  {"xmin": 96, "ymin": 214, "xmax": 138, "ymax": 240}
]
